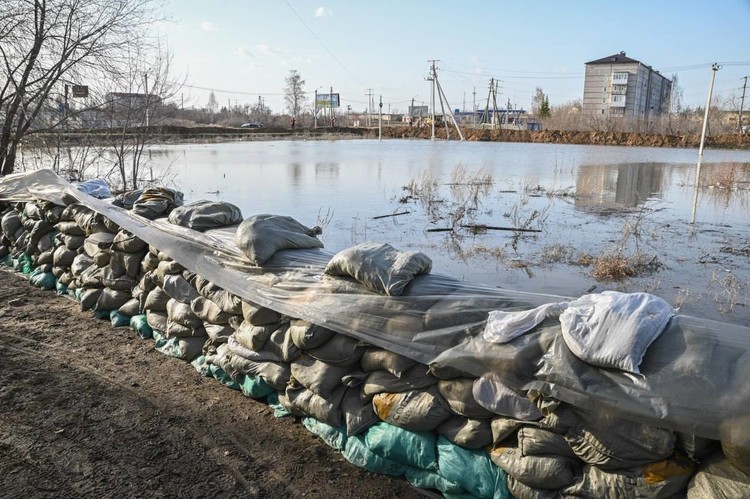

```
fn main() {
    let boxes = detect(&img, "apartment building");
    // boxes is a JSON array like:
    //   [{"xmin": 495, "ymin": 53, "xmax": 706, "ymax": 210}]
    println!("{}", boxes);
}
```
[{"xmin": 582, "ymin": 52, "xmax": 672, "ymax": 119}]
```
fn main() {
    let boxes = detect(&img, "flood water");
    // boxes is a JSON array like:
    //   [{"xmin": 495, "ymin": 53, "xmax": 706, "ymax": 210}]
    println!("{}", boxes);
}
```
[{"xmin": 141, "ymin": 139, "xmax": 750, "ymax": 325}]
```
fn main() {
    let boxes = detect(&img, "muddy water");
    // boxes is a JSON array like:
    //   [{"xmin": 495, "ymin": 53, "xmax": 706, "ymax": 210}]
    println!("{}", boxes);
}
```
[{"xmin": 148, "ymin": 139, "xmax": 750, "ymax": 326}]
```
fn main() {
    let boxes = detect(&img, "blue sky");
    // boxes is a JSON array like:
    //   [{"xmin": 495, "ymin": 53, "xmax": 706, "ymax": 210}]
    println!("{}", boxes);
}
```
[{"xmin": 160, "ymin": 0, "xmax": 750, "ymax": 114}]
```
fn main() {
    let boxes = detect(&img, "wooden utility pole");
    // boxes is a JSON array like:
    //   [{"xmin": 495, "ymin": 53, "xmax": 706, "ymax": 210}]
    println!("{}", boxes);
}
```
[{"xmin": 739, "ymin": 76, "xmax": 747, "ymax": 134}]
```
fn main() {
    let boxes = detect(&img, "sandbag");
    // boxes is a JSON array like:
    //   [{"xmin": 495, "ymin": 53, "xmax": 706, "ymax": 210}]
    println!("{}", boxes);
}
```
[
  {"xmin": 473, "ymin": 373, "xmax": 542, "ymax": 421},
  {"xmin": 560, "ymin": 406, "xmax": 676, "ymax": 470},
  {"xmin": 162, "ymin": 274, "xmax": 200, "ymax": 304},
  {"xmin": 131, "ymin": 187, "xmax": 184, "ymax": 219},
  {"xmin": 506, "ymin": 476, "xmax": 558, "ymax": 499},
  {"xmin": 119, "ymin": 298, "xmax": 142, "ymax": 317},
  {"xmin": 360, "ymin": 348, "xmax": 418, "ymax": 378},
  {"xmin": 341, "ymin": 388, "xmax": 379, "ymax": 437},
  {"xmin": 687, "ymin": 450, "xmax": 750, "ymax": 498},
  {"xmin": 438, "ymin": 378, "xmax": 495, "ymax": 419},
  {"xmin": 167, "ymin": 200, "xmax": 243, "ymax": 231},
  {"xmin": 234, "ymin": 320, "xmax": 276, "ymax": 352},
  {"xmin": 302, "ymin": 417, "xmax": 347, "ymax": 451},
  {"xmin": 563, "ymin": 453, "xmax": 695, "ymax": 498},
  {"xmin": 324, "ymin": 241, "xmax": 432, "ymax": 296},
  {"xmin": 363, "ymin": 422, "xmax": 437, "ymax": 471},
  {"xmin": 437, "ymin": 436, "xmax": 512, "ymax": 499},
  {"xmin": 144, "ymin": 286, "xmax": 170, "ymax": 312},
  {"xmin": 372, "ymin": 387, "xmax": 452, "ymax": 432},
  {"xmin": 146, "ymin": 310, "xmax": 168, "ymax": 333},
  {"xmin": 191, "ymin": 296, "xmax": 231, "ymax": 324},
  {"xmin": 110, "ymin": 250, "xmax": 145, "ymax": 278},
  {"xmin": 204, "ymin": 323, "xmax": 234, "ymax": 344},
  {"xmin": 283, "ymin": 383, "xmax": 345, "ymax": 427},
  {"xmin": 436, "ymin": 416, "xmax": 493, "ymax": 449},
  {"xmin": 235, "ymin": 214, "xmax": 323, "ymax": 266},
  {"xmin": 241, "ymin": 299, "xmax": 282, "ymax": 325},
  {"xmin": 112, "ymin": 230, "xmax": 148, "ymax": 253},
  {"xmin": 361, "ymin": 365, "xmax": 437, "ymax": 402},
  {"xmin": 306, "ymin": 332, "xmax": 365, "ymax": 367},
  {"xmin": 166, "ymin": 299, "xmax": 203, "ymax": 330},
  {"xmin": 261, "ymin": 323, "xmax": 300, "ymax": 363},
  {"xmin": 53, "ymin": 245, "xmax": 77, "ymax": 268},
  {"xmin": 518, "ymin": 427, "xmax": 578, "ymax": 460},
  {"xmin": 289, "ymin": 319, "xmax": 336, "ymax": 350},
  {"xmin": 291, "ymin": 355, "xmax": 350, "ymax": 399},
  {"xmin": 489, "ymin": 443, "xmax": 580, "ymax": 489},
  {"xmin": 94, "ymin": 288, "xmax": 132, "ymax": 311}
]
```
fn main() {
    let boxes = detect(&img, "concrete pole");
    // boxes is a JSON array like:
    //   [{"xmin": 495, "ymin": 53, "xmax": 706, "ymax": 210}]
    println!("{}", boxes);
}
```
[
  {"xmin": 739, "ymin": 76, "xmax": 747, "ymax": 133},
  {"xmin": 691, "ymin": 63, "xmax": 720, "ymax": 224}
]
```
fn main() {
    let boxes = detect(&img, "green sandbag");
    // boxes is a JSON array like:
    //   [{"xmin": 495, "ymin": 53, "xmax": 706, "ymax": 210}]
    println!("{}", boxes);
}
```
[
  {"xmin": 56, "ymin": 281, "xmax": 68, "ymax": 296},
  {"xmin": 1, "ymin": 254, "xmax": 12, "ymax": 267},
  {"xmin": 152, "ymin": 329, "xmax": 168, "ymax": 348},
  {"xmin": 209, "ymin": 364, "xmax": 240, "ymax": 390},
  {"xmin": 94, "ymin": 309, "xmax": 111, "ymax": 320},
  {"xmin": 154, "ymin": 333, "xmax": 204, "ymax": 362},
  {"xmin": 191, "ymin": 355, "xmax": 212, "ymax": 376},
  {"xmin": 238, "ymin": 374, "xmax": 274, "ymax": 399},
  {"xmin": 29, "ymin": 269, "xmax": 56, "ymax": 290},
  {"xmin": 404, "ymin": 467, "xmax": 468, "ymax": 496},
  {"xmin": 302, "ymin": 417, "xmax": 348, "ymax": 451},
  {"xmin": 130, "ymin": 314, "xmax": 153, "ymax": 339},
  {"xmin": 14, "ymin": 253, "xmax": 32, "ymax": 274},
  {"xmin": 266, "ymin": 392, "xmax": 292, "ymax": 418},
  {"xmin": 343, "ymin": 434, "xmax": 406, "ymax": 477},
  {"xmin": 110, "ymin": 310, "xmax": 131, "ymax": 328},
  {"xmin": 437, "ymin": 436, "xmax": 511, "ymax": 499},
  {"xmin": 364, "ymin": 422, "xmax": 438, "ymax": 471}
]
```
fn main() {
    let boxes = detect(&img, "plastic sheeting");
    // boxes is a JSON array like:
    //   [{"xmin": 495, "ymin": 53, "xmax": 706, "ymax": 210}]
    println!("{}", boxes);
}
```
[{"xmin": 1, "ymin": 169, "xmax": 750, "ymax": 443}]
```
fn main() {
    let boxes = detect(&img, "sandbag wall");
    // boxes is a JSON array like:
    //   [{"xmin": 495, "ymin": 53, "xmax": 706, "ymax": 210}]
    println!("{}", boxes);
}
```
[{"xmin": 1, "ymin": 192, "xmax": 749, "ymax": 499}]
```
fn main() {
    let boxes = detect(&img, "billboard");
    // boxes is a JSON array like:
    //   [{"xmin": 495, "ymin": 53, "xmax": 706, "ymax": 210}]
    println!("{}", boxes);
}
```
[
  {"xmin": 315, "ymin": 93, "xmax": 340, "ymax": 108},
  {"xmin": 71, "ymin": 85, "xmax": 89, "ymax": 98}
]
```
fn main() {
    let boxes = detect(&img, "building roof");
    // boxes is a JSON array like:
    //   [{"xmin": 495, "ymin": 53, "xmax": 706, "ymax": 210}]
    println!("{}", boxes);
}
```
[{"xmin": 586, "ymin": 52, "xmax": 641, "ymax": 65}]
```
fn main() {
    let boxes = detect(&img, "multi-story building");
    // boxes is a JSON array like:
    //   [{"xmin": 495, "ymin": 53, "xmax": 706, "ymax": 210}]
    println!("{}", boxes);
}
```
[{"xmin": 582, "ymin": 52, "xmax": 672, "ymax": 119}]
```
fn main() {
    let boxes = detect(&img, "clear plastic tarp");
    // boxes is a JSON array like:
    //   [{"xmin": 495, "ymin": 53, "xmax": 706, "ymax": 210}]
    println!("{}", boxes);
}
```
[{"xmin": 1, "ymin": 169, "xmax": 749, "ymax": 442}]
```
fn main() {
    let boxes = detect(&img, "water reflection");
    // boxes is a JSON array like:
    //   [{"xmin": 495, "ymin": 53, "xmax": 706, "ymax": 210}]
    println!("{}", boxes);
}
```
[
  {"xmin": 575, "ymin": 163, "xmax": 669, "ymax": 213},
  {"xmin": 314, "ymin": 162, "xmax": 339, "ymax": 178}
]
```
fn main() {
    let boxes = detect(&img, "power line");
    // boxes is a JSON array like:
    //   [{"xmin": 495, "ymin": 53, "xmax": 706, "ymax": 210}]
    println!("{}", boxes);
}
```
[{"xmin": 283, "ymin": 0, "xmax": 365, "ymax": 87}]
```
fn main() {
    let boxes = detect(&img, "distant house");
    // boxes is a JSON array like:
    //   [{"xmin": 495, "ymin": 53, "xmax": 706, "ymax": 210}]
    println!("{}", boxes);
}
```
[{"xmin": 582, "ymin": 52, "xmax": 671, "ymax": 119}]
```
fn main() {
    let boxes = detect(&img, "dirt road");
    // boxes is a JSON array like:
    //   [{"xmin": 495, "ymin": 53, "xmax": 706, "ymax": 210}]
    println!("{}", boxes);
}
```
[{"xmin": 0, "ymin": 269, "xmax": 425, "ymax": 498}]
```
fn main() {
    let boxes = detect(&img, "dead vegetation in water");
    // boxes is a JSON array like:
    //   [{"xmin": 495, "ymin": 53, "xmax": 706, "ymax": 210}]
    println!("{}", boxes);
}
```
[{"xmin": 577, "ymin": 252, "xmax": 662, "ymax": 280}]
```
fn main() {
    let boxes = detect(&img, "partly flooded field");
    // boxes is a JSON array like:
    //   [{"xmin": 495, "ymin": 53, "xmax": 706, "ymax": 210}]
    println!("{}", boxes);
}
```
[{"xmin": 138, "ymin": 140, "xmax": 750, "ymax": 325}]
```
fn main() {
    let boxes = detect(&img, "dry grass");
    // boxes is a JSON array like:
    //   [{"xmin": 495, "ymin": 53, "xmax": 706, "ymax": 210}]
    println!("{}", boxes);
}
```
[
  {"xmin": 577, "ymin": 251, "xmax": 662, "ymax": 280},
  {"xmin": 540, "ymin": 244, "xmax": 575, "ymax": 265}
]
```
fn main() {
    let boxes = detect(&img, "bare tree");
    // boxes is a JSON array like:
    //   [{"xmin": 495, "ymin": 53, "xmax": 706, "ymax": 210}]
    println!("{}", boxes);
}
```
[
  {"xmin": 101, "ymin": 42, "xmax": 181, "ymax": 190},
  {"xmin": 0, "ymin": 0, "xmax": 160, "ymax": 175},
  {"xmin": 284, "ymin": 70, "xmax": 306, "ymax": 118}
]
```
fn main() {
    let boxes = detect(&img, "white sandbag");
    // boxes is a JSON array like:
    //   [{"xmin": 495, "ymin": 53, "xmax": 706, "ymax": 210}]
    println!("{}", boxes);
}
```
[
  {"xmin": 324, "ymin": 241, "xmax": 432, "ymax": 296},
  {"xmin": 361, "ymin": 365, "xmax": 438, "ymax": 402},
  {"xmin": 360, "ymin": 348, "xmax": 418, "ymax": 378},
  {"xmin": 241, "ymin": 299, "xmax": 282, "ymax": 326},
  {"xmin": 235, "ymin": 214, "xmax": 323, "ymax": 266},
  {"xmin": 560, "ymin": 291, "xmax": 674, "ymax": 374},
  {"xmin": 473, "ymin": 373, "xmax": 542, "ymax": 421}
]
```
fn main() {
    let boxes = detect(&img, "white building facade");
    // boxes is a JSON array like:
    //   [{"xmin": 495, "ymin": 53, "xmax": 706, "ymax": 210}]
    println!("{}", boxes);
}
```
[{"xmin": 582, "ymin": 52, "xmax": 672, "ymax": 119}]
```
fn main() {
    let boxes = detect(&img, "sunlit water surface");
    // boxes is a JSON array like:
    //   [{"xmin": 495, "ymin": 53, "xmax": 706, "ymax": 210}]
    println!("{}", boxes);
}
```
[{"xmin": 125, "ymin": 140, "xmax": 750, "ymax": 325}]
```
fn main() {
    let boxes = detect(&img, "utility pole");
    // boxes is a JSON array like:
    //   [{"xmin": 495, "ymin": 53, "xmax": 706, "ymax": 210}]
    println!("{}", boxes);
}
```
[
  {"xmin": 314, "ymin": 89, "xmax": 318, "ymax": 127},
  {"xmin": 739, "ymin": 76, "xmax": 747, "ymax": 134},
  {"xmin": 691, "ymin": 63, "xmax": 720, "ymax": 224},
  {"xmin": 428, "ymin": 60, "xmax": 437, "ymax": 140},
  {"xmin": 378, "ymin": 95, "xmax": 383, "ymax": 140},
  {"xmin": 143, "ymin": 73, "xmax": 149, "ymax": 127},
  {"xmin": 472, "ymin": 87, "xmax": 476, "ymax": 126},
  {"xmin": 365, "ymin": 89, "xmax": 373, "ymax": 127},
  {"xmin": 330, "ymin": 86, "xmax": 333, "ymax": 128}
]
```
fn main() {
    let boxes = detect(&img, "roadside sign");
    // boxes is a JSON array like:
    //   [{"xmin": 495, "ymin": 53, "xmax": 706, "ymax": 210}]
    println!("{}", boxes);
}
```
[
  {"xmin": 72, "ymin": 85, "xmax": 89, "ymax": 98},
  {"xmin": 316, "ymin": 93, "xmax": 340, "ymax": 108}
]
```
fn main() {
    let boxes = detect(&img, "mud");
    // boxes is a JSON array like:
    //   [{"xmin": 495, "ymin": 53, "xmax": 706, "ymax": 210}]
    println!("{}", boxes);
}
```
[{"xmin": 0, "ymin": 270, "xmax": 425, "ymax": 498}]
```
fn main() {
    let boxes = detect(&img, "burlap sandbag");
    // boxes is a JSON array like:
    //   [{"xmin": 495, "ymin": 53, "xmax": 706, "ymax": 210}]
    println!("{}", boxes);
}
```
[{"xmin": 372, "ymin": 386, "xmax": 452, "ymax": 432}]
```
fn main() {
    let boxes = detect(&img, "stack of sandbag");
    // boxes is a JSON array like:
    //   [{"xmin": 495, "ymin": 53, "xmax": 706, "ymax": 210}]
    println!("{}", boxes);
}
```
[
  {"xmin": 212, "ymin": 299, "xmax": 293, "ymax": 394},
  {"xmin": 20, "ymin": 201, "xmax": 61, "ymax": 289},
  {"xmin": 70, "ymin": 208, "xmax": 118, "ymax": 314},
  {"xmin": 99, "ymin": 228, "xmax": 148, "ymax": 326}
]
